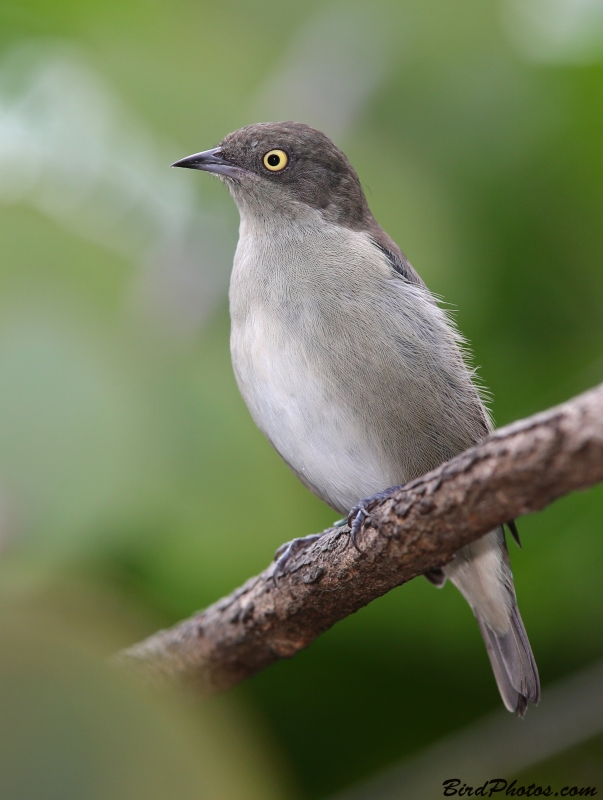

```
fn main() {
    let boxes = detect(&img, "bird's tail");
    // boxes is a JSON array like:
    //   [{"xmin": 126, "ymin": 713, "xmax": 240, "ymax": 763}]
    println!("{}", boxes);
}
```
[
  {"xmin": 475, "ymin": 603, "xmax": 540, "ymax": 716},
  {"xmin": 442, "ymin": 528, "xmax": 540, "ymax": 716}
]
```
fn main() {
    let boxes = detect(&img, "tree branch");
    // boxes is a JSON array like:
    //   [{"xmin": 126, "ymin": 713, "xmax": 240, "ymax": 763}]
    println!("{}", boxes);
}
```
[{"xmin": 114, "ymin": 383, "xmax": 603, "ymax": 691}]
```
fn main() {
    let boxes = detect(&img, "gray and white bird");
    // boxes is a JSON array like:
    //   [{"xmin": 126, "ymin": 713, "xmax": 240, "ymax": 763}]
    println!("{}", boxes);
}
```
[{"xmin": 172, "ymin": 121, "xmax": 540, "ymax": 715}]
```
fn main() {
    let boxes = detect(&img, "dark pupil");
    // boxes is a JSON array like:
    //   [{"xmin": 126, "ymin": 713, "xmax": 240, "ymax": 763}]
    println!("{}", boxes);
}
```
[{"xmin": 267, "ymin": 153, "xmax": 281, "ymax": 167}]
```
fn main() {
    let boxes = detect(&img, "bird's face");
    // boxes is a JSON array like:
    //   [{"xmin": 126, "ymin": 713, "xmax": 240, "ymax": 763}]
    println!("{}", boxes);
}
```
[{"xmin": 172, "ymin": 121, "xmax": 371, "ymax": 229}]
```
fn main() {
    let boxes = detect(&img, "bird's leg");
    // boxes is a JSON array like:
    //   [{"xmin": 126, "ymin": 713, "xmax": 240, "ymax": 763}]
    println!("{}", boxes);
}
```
[
  {"xmin": 347, "ymin": 485, "xmax": 404, "ymax": 550},
  {"xmin": 274, "ymin": 485, "xmax": 404, "ymax": 576}
]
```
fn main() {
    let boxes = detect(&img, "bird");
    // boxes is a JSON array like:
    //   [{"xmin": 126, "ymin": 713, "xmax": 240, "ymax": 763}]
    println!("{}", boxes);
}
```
[{"xmin": 172, "ymin": 121, "xmax": 540, "ymax": 716}]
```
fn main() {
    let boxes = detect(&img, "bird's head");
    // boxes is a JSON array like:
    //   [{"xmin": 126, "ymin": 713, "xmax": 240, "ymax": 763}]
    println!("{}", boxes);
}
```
[{"xmin": 171, "ymin": 121, "xmax": 371, "ymax": 228}]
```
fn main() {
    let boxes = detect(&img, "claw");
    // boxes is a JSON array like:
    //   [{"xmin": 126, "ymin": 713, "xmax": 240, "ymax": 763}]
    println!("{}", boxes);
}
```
[
  {"xmin": 273, "ymin": 532, "xmax": 323, "ymax": 579},
  {"xmin": 348, "ymin": 507, "xmax": 369, "ymax": 551},
  {"xmin": 346, "ymin": 484, "xmax": 404, "ymax": 552},
  {"xmin": 274, "ymin": 540, "xmax": 290, "ymax": 560},
  {"xmin": 273, "ymin": 484, "xmax": 404, "ymax": 579}
]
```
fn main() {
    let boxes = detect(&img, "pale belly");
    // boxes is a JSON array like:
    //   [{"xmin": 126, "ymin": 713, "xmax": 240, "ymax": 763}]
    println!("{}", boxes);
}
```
[
  {"xmin": 228, "ymin": 212, "xmax": 487, "ymax": 513},
  {"xmin": 231, "ymin": 315, "xmax": 394, "ymax": 514}
]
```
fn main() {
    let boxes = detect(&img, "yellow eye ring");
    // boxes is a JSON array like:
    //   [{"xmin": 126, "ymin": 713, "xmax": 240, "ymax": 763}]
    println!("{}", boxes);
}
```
[{"xmin": 263, "ymin": 149, "xmax": 288, "ymax": 172}]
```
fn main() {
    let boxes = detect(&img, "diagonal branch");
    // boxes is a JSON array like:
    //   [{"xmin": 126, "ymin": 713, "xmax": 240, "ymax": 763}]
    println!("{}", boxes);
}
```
[{"xmin": 114, "ymin": 383, "xmax": 603, "ymax": 692}]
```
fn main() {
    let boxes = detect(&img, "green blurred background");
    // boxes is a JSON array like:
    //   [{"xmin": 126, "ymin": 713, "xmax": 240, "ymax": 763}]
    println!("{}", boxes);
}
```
[{"xmin": 1, "ymin": 0, "xmax": 603, "ymax": 797}]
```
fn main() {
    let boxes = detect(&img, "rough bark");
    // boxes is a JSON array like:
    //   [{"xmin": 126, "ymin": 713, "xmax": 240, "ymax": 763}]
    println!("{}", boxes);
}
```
[{"xmin": 114, "ymin": 383, "xmax": 603, "ymax": 692}]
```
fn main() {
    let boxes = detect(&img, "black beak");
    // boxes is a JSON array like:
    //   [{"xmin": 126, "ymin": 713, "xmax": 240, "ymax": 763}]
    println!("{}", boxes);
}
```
[{"xmin": 170, "ymin": 147, "xmax": 239, "ymax": 177}]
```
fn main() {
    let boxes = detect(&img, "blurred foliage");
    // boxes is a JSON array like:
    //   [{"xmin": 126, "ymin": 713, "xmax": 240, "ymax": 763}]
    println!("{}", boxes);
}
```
[
  {"xmin": 1, "ymin": 0, "xmax": 603, "ymax": 797},
  {"xmin": 0, "ymin": 603, "xmax": 289, "ymax": 800}
]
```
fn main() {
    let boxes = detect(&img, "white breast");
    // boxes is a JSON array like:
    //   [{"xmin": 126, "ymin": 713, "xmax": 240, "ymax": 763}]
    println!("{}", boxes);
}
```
[
  {"xmin": 228, "ymin": 204, "xmax": 487, "ymax": 514},
  {"xmin": 229, "ymin": 211, "xmax": 396, "ymax": 513}
]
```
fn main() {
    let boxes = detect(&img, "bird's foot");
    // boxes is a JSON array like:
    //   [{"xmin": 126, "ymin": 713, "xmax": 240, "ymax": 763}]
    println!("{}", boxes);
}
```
[
  {"xmin": 273, "ymin": 518, "xmax": 354, "ymax": 579},
  {"xmin": 347, "ymin": 485, "xmax": 403, "ymax": 550},
  {"xmin": 273, "ymin": 532, "xmax": 325, "ymax": 577},
  {"xmin": 273, "ymin": 486, "xmax": 403, "ymax": 579}
]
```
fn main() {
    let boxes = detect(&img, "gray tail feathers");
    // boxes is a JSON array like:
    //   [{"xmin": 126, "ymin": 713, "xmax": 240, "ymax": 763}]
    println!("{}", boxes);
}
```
[
  {"xmin": 442, "ymin": 529, "xmax": 540, "ymax": 716},
  {"xmin": 476, "ymin": 603, "xmax": 540, "ymax": 717}
]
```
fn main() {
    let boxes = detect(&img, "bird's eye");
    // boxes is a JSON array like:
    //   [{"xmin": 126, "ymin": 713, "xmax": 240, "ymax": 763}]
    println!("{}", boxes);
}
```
[{"xmin": 263, "ymin": 149, "xmax": 288, "ymax": 172}]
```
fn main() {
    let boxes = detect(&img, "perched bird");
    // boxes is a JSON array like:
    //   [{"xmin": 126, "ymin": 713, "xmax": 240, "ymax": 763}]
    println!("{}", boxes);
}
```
[{"xmin": 172, "ymin": 122, "xmax": 540, "ymax": 715}]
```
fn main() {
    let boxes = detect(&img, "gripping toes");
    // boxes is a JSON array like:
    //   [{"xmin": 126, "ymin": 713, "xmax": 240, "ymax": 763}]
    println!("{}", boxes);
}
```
[
  {"xmin": 274, "ymin": 484, "xmax": 403, "ymax": 578},
  {"xmin": 273, "ymin": 532, "xmax": 324, "ymax": 576},
  {"xmin": 347, "ymin": 485, "xmax": 403, "ymax": 550}
]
